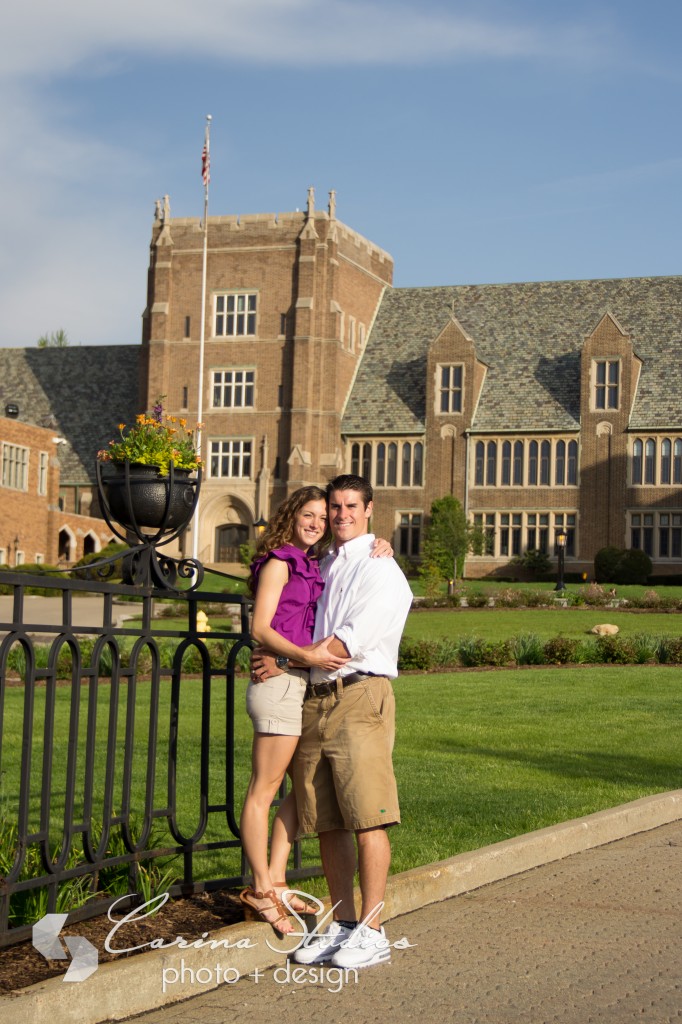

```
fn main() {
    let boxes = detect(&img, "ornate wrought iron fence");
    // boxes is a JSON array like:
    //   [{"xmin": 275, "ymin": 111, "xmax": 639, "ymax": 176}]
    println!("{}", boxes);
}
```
[{"xmin": 0, "ymin": 569, "xmax": 312, "ymax": 947}]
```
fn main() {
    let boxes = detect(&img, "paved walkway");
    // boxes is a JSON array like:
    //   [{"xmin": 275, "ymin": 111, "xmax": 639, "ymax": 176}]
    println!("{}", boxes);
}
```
[{"xmin": 124, "ymin": 819, "xmax": 682, "ymax": 1024}]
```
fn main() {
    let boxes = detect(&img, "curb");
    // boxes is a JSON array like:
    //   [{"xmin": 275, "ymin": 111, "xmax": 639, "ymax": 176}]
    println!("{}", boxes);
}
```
[{"xmin": 3, "ymin": 789, "xmax": 681, "ymax": 1024}]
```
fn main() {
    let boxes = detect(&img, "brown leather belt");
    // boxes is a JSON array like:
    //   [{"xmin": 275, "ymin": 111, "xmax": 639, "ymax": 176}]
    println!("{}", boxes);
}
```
[{"xmin": 304, "ymin": 672, "xmax": 380, "ymax": 699}]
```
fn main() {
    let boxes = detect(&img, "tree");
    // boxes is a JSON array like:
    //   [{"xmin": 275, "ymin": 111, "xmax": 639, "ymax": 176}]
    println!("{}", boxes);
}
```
[
  {"xmin": 420, "ymin": 495, "xmax": 482, "ymax": 584},
  {"xmin": 37, "ymin": 329, "xmax": 69, "ymax": 348}
]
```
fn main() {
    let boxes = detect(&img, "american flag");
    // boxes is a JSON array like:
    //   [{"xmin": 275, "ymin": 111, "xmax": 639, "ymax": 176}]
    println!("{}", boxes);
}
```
[{"xmin": 202, "ymin": 139, "xmax": 210, "ymax": 187}]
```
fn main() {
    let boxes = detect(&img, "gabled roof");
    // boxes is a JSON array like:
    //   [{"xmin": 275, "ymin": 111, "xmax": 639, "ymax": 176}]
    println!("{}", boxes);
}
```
[
  {"xmin": 0, "ymin": 346, "xmax": 142, "ymax": 482},
  {"xmin": 343, "ymin": 276, "xmax": 682, "ymax": 434}
]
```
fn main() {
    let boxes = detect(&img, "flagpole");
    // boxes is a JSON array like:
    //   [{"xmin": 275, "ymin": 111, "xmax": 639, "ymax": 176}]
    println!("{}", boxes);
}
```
[{"xmin": 192, "ymin": 114, "xmax": 211, "ymax": 566}]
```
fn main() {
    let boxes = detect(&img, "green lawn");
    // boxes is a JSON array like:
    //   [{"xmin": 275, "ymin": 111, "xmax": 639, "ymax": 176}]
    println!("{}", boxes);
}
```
[
  {"xmin": 2, "ymin": 665, "xmax": 681, "ymax": 900},
  {"xmin": 391, "ymin": 665, "xmax": 682, "ymax": 872},
  {"xmin": 404, "ymin": 606, "xmax": 682, "ymax": 642}
]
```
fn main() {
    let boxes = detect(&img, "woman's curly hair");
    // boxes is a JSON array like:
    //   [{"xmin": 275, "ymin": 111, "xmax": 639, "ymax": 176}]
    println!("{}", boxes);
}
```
[{"xmin": 247, "ymin": 486, "xmax": 330, "ymax": 595}]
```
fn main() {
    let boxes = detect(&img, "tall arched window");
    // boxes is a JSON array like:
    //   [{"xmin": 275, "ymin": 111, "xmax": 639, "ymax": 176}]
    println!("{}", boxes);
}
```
[
  {"xmin": 555, "ymin": 440, "xmax": 566, "ymax": 485},
  {"xmin": 402, "ymin": 443, "xmax": 411, "ymax": 486},
  {"xmin": 540, "ymin": 441, "xmax": 551, "ymax": 485},
  {"xmin": 387, "ymin": 443, "xmax": 397, "ymax": 486},
  {"xmin": 501, "ymin": 441, "xmax": 511, "ymax": 485},
  {"xmin": 413, "ymin": 442, "xmax": 423, "ymax": 486},
  {"xmin": 475, "ymin": 441, "xmax": 484, "ymax": 485},
  {"xmin": 632, "ymin": 438, "xmax": 643, "ymax": 484},
  {"xmin": 376, "ymin": 443, "xmax": 386, "ymax": 485},
  {"xmin": 486, "ymin": 441, "xmax": 497, "ymax": 486},
  {"xmin": 528, "ymin": 441, "xmax": 538, "ymax": 485},
  {"xmin": 661, "ymin": 438, "xmax": 672, "ymax": 485},
  {"xmin": 645, "ymin": 439, "xmax": 656, "ymax": 484},
  {"xmin": 362, "ymin": 443, "xmax": 372, "ymax": 481},
  {"xmin": 567, "ymin": 440, "xmax": 578, "ymax": 485},
  {"xmin": 674, "ymin": 440, "xmax": 682, "ymax": 484},
  {"xmin": 513, "ymin": 441, "xmax": 524, "ymax": 485}
]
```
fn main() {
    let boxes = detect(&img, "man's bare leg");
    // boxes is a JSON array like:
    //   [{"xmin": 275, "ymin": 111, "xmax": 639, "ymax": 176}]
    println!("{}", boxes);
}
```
[
  {"xmin": 356, "ymin": 826, "xmax": 391, "ymax": 930},
  {"xmin": 319, "ymin": 828, "xmax": 357, "ymax": 921}
]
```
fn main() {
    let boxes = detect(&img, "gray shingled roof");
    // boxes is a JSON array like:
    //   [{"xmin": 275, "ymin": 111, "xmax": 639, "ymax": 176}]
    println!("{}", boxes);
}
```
[
  {"xmin": 343, "ymin": 277, "xmax": 682, "ymax": 434},
  {"xmin": 0, "ymin": 346, "xmax": 142, "ymax": 483}
]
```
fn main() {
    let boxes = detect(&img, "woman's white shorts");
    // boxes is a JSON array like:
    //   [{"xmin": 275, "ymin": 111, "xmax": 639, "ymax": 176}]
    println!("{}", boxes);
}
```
[{"xmin": 245, "ymin": 669, "xmax": 308, "ymax": 736}]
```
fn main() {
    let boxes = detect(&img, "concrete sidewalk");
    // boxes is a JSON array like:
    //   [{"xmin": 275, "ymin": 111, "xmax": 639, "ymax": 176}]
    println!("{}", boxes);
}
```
[
  {"xmin": 0, "ymin": 594, "xmax": 135, "ymax": 633},
  {"xmin": 130, "ymin": 817, "xmax": 682, "ymax": 1024},
  {"xmin": 4, "ymin": 790, "xmax": 681, "ymax": 1024}
]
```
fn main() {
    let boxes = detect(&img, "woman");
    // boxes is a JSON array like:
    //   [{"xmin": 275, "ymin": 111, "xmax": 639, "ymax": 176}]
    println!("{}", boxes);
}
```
[
  {"xmin": 239, "ymin": 486, "xmax": 390, "ymax": 934},
  {"xmin": 239, "ymin": 486, "xmax": 347, "ymax": 934}
]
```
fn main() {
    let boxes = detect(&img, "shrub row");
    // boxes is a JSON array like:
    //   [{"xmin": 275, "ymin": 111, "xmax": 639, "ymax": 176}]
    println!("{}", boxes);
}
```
[
  {"xmin": 3, "ymin": 637, "xmax": 253, "ymax": 679},
  {"xmin": 415, "ymin": 584, "xmax": 682, "ymax": 610},
  {"xmin": 398, "ymin": 632, "xmax": 682, "ymax": 671}
]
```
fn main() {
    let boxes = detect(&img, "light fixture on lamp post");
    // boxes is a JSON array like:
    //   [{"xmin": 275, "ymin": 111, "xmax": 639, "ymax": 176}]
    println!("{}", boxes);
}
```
[
  {"xmin": 254, "ymin": 516, "xmax": 267, "ymax": 538},
  {"xmin": 555, "ymin": 529, "xmax": 568, "ymax": 591}
]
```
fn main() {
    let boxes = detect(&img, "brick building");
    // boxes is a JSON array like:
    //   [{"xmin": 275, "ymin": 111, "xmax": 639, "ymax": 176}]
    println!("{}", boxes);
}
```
[
  {"xmin": 0, "ymin": 347, "xmax": 140, "ymax": 566},
  {"xmin": 140, "ymin": 190, "xmax": 682, "ymax": 577},
  {"xmin": 0, "ymin": 414, "xmax": 112, "ymax": 566},
  {"xmin": 2, "ymin": 189, "xmax": 682, "ymax": 577}
]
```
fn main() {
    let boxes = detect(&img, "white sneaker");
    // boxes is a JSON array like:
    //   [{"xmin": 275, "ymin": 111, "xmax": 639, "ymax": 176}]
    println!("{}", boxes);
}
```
[
  {"xmin": 331, "ymin": 923, "xmax": 391, "ymax": 969},
  {"xmin": 292, "ymin": 921, "xmax": 353, "ymax": 964}
]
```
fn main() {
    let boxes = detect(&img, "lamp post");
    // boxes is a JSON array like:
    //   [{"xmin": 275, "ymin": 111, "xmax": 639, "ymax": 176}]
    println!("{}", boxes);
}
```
[
  {"xmin": 555, "ymin": 529, "xmax": 568, "ymax": 591},
  {"xmin": 254, "ymin": 516, "xmax": 267, "ymax": 538}
]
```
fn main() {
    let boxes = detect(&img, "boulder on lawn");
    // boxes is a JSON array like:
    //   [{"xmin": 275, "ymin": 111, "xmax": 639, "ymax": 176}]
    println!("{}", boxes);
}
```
[{"xmin": 590, "ymin": 623, "xmax": 619, "ymax": 636}]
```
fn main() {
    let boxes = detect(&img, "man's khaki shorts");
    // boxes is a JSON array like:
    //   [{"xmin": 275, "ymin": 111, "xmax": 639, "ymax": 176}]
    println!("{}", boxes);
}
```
[{"xmin": 293, "ymin": 675, "xmax": 400, "ymax": 834}]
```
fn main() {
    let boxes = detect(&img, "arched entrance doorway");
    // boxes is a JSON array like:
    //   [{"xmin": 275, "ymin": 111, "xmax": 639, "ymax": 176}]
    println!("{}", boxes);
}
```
[
  {"xmin": 215, "ymin": 524, "xmax": 249, "ymax": 563},
  {"xmin": 58, "ymin": 528, "xmax": 73, "ymax": 562},
  {"xmin": 83, "ymin": 533, "xmax": 98, "ymax": 557}
]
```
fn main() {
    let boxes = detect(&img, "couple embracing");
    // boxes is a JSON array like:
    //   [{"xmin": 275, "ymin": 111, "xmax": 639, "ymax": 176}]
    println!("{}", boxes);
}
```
[{"xmin": 239, "ymin": 473, "xmax": 413, "ymax": 970}]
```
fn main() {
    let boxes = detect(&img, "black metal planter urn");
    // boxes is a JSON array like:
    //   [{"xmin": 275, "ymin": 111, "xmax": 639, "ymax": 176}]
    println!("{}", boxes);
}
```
[
  {"xmin": 94, "ymin": 461, "xmax": 203, "ymax": 589},
  {"xmin": 100, "ymin": 463, "xmax": 197, "ymax": 531}
]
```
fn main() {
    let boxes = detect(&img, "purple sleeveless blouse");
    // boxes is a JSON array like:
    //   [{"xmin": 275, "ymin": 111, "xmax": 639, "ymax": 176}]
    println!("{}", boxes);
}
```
[{"xmin": 250, "ymin": 544, "xmax": 324, "ymax": 646}]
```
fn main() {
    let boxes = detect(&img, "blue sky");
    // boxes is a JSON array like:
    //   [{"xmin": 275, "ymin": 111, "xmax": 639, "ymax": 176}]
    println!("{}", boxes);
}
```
[{"xmin": 2, "ymin": 0, "xmax": 681, "ymax": 347}]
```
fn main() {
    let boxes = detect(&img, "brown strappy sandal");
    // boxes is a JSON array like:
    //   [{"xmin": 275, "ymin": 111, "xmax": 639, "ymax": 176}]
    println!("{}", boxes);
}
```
[
  {"xmin": 274, "ymin": 883, "xmax": 319, "ymax": 916},
  {"xmin": 239, "ymin": 887, "xmax": 291, "ymax": 934}
]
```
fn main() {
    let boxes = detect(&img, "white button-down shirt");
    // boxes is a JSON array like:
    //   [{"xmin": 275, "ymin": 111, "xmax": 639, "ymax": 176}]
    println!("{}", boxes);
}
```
[{"xmin": 311, "ymin": 533, "xmax": 413, "ymax": 684}]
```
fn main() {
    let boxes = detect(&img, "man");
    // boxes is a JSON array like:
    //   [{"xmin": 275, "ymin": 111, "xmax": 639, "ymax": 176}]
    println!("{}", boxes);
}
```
[{"xmin": 252, "ymin": 474, "xmax": 413, "ymax": 968}]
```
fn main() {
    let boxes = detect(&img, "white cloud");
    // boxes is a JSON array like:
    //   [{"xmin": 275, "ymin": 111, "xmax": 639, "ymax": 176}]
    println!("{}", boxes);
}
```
[
  {"xmin": 536, "ymin": 156, "xmax": 682, "ymax": 196},
  {"xmin": 2, "ymin": 0, "xmax": 610, "ymax": 78}
]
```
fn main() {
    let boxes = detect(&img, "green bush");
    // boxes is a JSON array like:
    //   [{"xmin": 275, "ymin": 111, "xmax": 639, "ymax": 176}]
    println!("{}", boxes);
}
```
[
  {"xmin": 510, "ymin": 633, "xmax": 545, "ymax": 666},
  {"xmin": 518, "ymin": 549, "xmax": 552, "ymax": 577},
  {"xmin": 464, "ymin": 590, "xmax": 488, "ymax": 608},
  {"xmin": 629, "ymin": 633, "xmax": 662, "ymax": 664},
  {"xmin": 658, "ymin": 637, "xmax": 682, "ymax": 664},
  {"xmin": 612, "ymin": 548, "xmax": 652, "ymax": 586},
  {"xmin": 398, "ymin": 639, "xmax": 438, "ymax": 671},
  {"xmin": 73, "ymin": 542, "xmax": 128, "ymax": 581},
  {"xmin": 594, "ymin": 546, "xmax": 623, "ymax": 583},
  {"xmin": 594, "ymin": 634, "xmax": 637, "ymax": 664},
  {"xmin": 543, "ymin": 636, "xmax": 579, "ymax": 664},
  {"xmin": 594, "ymin": 546, "xmax": 652, "ymax": 586}
]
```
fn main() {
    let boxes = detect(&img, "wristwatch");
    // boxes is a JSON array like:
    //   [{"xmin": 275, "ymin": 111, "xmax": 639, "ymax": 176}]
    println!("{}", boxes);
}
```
[{"xmin": 275, "ymin": 656, "xmax": 290, "ymax": 670}]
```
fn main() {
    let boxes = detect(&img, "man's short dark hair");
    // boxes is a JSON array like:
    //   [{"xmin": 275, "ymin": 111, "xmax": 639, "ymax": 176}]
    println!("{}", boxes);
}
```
[{"xmin": 326, "ymin": 474, "xmax": 373, "ymax": 508}]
